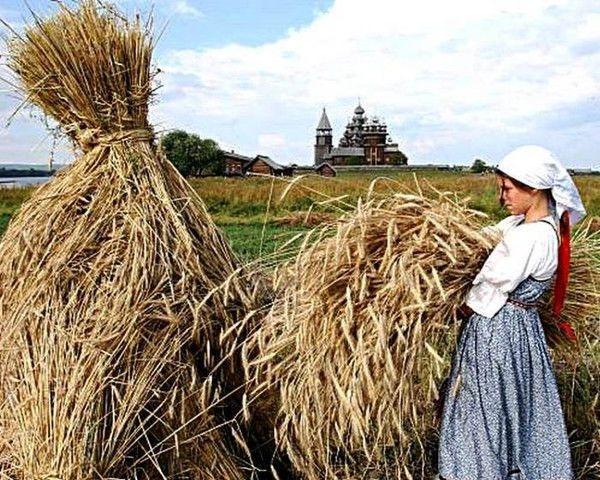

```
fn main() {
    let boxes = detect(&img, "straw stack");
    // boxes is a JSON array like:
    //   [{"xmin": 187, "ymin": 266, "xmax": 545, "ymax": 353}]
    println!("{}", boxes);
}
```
[
  {"xmin": 245, "ymin": 184, "xmax": 600, "ymax": 479},
  {"xmin": 0, "ymin": 2, "xmax": 269, "ymax": 478}
]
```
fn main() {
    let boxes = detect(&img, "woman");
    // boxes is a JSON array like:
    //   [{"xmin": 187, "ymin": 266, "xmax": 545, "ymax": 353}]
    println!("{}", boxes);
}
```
[{"xmin": 437, "ymin": 145, "xmax": 586, "ymax": 480}]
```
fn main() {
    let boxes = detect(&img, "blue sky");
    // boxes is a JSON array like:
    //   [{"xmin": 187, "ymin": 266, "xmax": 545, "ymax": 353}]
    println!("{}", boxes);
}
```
[{"xmin": 0, "ymin": 0, "xmax": 599, "ymax": 168}]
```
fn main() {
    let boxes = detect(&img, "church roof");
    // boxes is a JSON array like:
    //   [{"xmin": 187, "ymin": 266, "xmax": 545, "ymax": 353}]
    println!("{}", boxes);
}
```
[
  {"xmin": 329, "ymin": 147, "xmax": 364, "ymax": 157},
  {"xmin": 317, "ymin": 108, "xmax": 332, "ymax": 130}
]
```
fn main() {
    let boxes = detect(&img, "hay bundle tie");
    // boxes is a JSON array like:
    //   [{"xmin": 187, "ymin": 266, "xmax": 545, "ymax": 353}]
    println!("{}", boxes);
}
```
[{"xmin": 64, "ymin": 124, "xmax": 155, "ymax": 151}]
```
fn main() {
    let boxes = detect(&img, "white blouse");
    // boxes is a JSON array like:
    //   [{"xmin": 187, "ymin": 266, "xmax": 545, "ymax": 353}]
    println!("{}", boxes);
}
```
[{"xmin": 465, "ymin": 214, "xmax": 559, "ymax": 318}]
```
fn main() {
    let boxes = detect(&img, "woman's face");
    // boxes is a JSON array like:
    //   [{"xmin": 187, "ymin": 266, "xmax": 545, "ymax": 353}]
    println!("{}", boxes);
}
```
[{"xmin": 496, "ymin": 176, "xmax": 535, "ymax": 215}]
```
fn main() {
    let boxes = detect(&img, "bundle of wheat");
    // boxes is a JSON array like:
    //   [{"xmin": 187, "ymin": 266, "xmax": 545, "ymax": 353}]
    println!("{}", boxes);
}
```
[
  {"xmin": 0, "ymin": 1, "xmax": 270, "ymax": 478},
  {"xmin": 245, "ymin": 183, "xmax": 600, "ymax": 479}
]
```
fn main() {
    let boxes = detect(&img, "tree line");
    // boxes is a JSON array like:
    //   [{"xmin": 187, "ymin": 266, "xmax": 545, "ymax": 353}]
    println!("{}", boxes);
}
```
[{"xmin": 161, "ymin": 129, "xmax": 493, "ymax": 178}]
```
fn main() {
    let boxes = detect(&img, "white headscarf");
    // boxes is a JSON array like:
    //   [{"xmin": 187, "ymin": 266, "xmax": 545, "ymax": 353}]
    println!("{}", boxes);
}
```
[{"xmin": 496, "ymin": 145, "xmax": 586, "ymax": 225}]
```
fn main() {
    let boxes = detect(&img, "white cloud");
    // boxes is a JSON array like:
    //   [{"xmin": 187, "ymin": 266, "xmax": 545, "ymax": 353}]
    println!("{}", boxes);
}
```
[
  {"xmin": 171, "ymin": 1, "xmax": 203, "ymax": 18},
  {"xmin": 153, "ymin": 0, "xmax": 599, "ymax": 165},
  {"xmin": 258, "ymin": 133, "xmax": 286, "ymax": 149},
  {"xmin": 574, "ymin": 13, "xmax": 600, "ymax": 41}
]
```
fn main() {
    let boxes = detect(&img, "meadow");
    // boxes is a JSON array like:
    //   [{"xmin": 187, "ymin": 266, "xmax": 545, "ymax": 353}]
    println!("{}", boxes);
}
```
[{"xmin": 1, "ymin": 170, "xmax": 599, "ymax": 262}]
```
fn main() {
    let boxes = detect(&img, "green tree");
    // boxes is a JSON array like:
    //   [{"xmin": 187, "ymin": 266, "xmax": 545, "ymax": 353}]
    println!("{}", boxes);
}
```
[
  {"xmin": 388, "ymin": 150, "xmax": 408, "ymax": 165},
  {"xmin": 160, "ymin": 130, "xmax": 225, "ymax": 177},
  {"xmin": 196, "ymin": 138, "xmax": 225, "ymax": 176},
  {"xmin": 160, "ymin": 130, "xmax": 194, "ymax": 177},
  {"xmin": 471, "ymin": 158, "xmax": 488, "ymax": 173}
]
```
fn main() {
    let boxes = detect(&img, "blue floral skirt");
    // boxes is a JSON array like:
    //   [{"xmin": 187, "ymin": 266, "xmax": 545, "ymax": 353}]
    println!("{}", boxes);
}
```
[{"xmin": 438, "ymin": 277, "xmax": 573, "ymax": 479}]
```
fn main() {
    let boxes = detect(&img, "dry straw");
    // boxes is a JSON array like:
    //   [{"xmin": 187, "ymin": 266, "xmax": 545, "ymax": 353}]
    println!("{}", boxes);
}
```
[
  {"xmin": 245, "ymin": 179, "xmax": 600, "ymax": 479},
  {"xmin": 0, "ymin": 1, "xmax": 270, "ymax": 478}
]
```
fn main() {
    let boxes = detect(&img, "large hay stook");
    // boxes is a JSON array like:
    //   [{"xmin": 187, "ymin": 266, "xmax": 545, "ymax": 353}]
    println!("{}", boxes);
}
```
[{"xmin": 0, "ymin": 1, "xmax": 272, "ymax": 478}]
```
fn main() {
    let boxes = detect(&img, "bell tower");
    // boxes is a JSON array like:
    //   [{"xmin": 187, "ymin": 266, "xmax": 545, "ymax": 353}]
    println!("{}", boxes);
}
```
[{"xmin": 314, "ymin": 108, "xmax": 333, "ymax": 165}]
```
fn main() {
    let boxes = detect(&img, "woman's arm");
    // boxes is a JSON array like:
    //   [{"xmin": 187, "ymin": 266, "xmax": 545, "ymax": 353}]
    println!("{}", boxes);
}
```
[
  {"xmin": 479, "ymin": 214, "xmax": 524, "ymax": 236},
  {"xmin": 465, "ymin": 224, "xmax": 551, "ymax": 318}
]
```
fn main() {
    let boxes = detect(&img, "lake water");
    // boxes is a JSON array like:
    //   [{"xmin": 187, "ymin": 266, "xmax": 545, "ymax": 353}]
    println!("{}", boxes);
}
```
[{"xmin": 0, "ymin": 177, "xmax": 52, "ymax": 187}]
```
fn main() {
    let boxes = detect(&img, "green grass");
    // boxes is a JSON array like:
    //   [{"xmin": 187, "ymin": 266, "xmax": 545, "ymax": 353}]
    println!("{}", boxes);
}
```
[
  {"xmin": 0, "ymin": 213, "xmax": 12, "ymax": 235},
  {"xmin": 0, "ymin": 187, "xmax": 31, "ymax": 215},
  {"xmin": 219, "ymin": 222, "xmax": 309, "ymax": 264}
]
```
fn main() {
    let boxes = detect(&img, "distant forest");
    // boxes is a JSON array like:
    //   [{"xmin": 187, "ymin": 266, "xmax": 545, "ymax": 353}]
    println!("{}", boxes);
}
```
[{"xmin": 0, "ymin": 167, "xmax": 54, "ymax": 178}]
